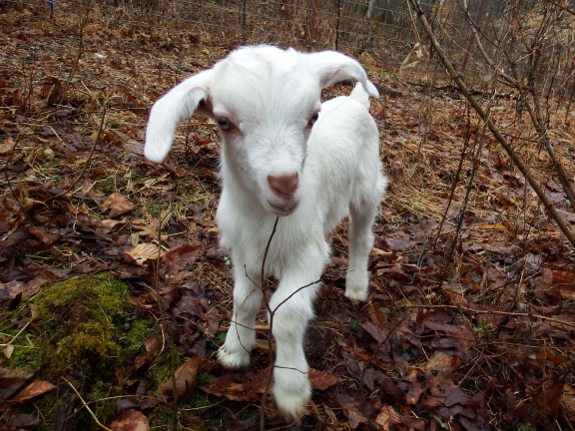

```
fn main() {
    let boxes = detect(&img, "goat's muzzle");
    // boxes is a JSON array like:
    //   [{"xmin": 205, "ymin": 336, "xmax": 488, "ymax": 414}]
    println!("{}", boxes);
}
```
[{"xmin": 267, "ymin": 173, "xmax": 300, "ymax": 214}]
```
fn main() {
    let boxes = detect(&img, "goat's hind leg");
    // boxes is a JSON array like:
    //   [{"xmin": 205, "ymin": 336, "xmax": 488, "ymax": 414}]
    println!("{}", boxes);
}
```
[
  {"xmin": 218, "ymin": 267, "xmax": 262, "ymax": 369},
  {"xmin": 345, "ymin": 201, "xmax": 378, "ymax": 301}
]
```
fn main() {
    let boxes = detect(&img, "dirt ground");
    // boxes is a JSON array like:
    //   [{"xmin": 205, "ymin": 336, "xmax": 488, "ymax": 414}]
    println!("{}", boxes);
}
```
[{"xmin": 1, "ymin": 5, "xmax": 575, "ymax": 431}]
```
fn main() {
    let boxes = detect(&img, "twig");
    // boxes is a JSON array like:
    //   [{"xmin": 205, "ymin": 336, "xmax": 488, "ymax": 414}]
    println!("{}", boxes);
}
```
[
  {"xmin": 61, "ymin": 377, "xmax": 112, "ymax": 431},
  {"xmin": 545, "ymin": 0, "xmax": 575, "ymax": 17},
  {"xmin": 3, "ymin": 129, "xmax": 30, "ymax": 220},
  {"xmin": 152, "ymin": 202, "xmax": 179, "ymax": 431},
  {"xmin": 431, "ymin": 116, "xmax": 471, "ymax": 249},
  {"xmin": 259, "ymin": 217, "xmax": 279, "ymax": 431},
  {"xmin": 59, "ymin": 6, "xmax": 91, "ymax": 105},
  {"xmin": 405, "ymin": 304, "xmax": 575, "ymax": 329},
  {"xmin": 438, "ymin": 111, "xmax": 490, "ymax": 289},
  {"xmin": 271, "ymin": 278, "xmax": 322, "ymax": 315},
  {"xmin": 46, "ymin": 102, "xmax": 108, "ymax": 202}
]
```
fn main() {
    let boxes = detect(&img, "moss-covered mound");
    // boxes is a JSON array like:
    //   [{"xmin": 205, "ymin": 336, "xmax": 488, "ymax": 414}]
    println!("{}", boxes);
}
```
[
  {"xmin": 2, "ymin": 274, "xmax": 153, "ymax": 430},
  {"xmin": 36, "ymin": 274, "xmax": 130, "ymax": 372}
]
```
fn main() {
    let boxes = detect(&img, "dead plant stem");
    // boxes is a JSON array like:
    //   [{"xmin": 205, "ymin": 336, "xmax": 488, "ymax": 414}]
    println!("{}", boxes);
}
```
[
  {"xmin": 154, "ymin": 203, "xmax": 179, "ymax": 431},
  {"xmin": 439, "ymin": 103, "xmax": 491, "ymax": 289},
  {"xmin": 59, "ymin": 6, "xmax": 90, "ymax": 105},
  {"xmin": 46, "ymin": 101, "xmax": 108, "ymax": 202},
  {"xmin": 406, "ymin": 304, "xmax": 575, "ymax": 329},
  {"xmin": 3, "ymin": 129, "xmax": 30, "ymax": 220},
  {"xmin": 259, "ymin": 216, "xmax": 279, "ymax": 431},
  {"xmin": 61, "ymin": 377, "xmax": 112, "ymax": 431},
  {"xmin": 432, "ymin": 111, "xmax": 471, "ymax": 249}
]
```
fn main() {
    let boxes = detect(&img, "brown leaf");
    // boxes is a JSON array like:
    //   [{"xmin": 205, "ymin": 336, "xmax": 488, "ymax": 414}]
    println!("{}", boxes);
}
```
[
  {"xmin": 537, "ymin": 382, "xmax": 561, "ymax": 415},
  {"xmin": 132, "ymin": 219, "xmax": 162, "ymax": 239},
  {"xmin": 2, "ymin": 413, "xmax": 42, "ymax": 428},
  {"xmin": 403, "ymin": 371, "xmax": 423, "ymax": 405},
  {"xmin": 309, "ymin": 368, "xmax": 338, "ymax": 391},
  {"xmin": 360, "ymin": 321, "xmax": 387, "ymax": 344},
  {"xmin": 124, "ymin": 243, "xmax": 165, "ymax": 266},
  {"xmin": 0, "ymin": 374, "xmax": 33, "ymax": 400},
  {"xmin": 94, "ymin": 218, "xmax": 127, "ymax": 235},
  {"xmin": 158, "ymin": 357, "xmax": 203, "ymax": 401},
  {"xmin": 101, "ymin": 192, "xmax": 135, "ymax": 218},
  {"xmin": 0, "ymin": 277, "xmax": 43, "ymax": 299},
  {"xmin": 28, "ymin": 226, "xmax": 59, "ymax": 249},
  {"xmin": 336, "ymin": 394, "xmax": 367, "ymax": 430},
  {"xmin": 0, "ymin": 137, "xmax": 15, "ymax": 155},
  {"xmin": 12, "ymin": 380, "xmax": 56, "ymax": 402},
  {"xmin": 444, "ymin": 387, "xmax": 470, "ymax": 407},
  {"xmin": 374, "ymin": 404, "xmax": 402, "ymax": 430},
  {"xmin": 162, "ymin": 244, "xmax": 201, "ymax": 275},
  {"xmin": 200, "ymin": 372, "xmax": 269, "ymax": 402},
  {"xmin": 379, "ymin": 376, "xmax": 406, "ymax": 404},
  {"xmin": 108, "ymin": 409, "xmax": 150, "ymax": 431},
  {"xmin": 134, "ymin": 334, "xmax": 163, "ymax": 371},
  {"xmin": 425, "ymin": 350, "xmax": 461, "ymax": 372},
  {"xmin": 199, "ymin": 365, "xmax": 330, "ymax": 404}
]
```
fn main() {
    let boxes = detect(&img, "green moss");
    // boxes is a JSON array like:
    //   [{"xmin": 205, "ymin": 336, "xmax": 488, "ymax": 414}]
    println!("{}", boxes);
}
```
[
  {"xmin": 189, "ymin": 391, "xmax": 211, "ymax": 408},
  {"xmin": 1, "ymin": 274, "xmax": 142, "ymax": 430},
  {"xmin": 146, "ymin": 403, "xmax": 174, "ymax": 429},
  {"xmin": 151, "ymin": 353, "xmax": 185, "ymax": 391},
  {"xmin": 87, "ymin": 381, "xmax": 122, "ymax": 424},
  {"xmin": 121, "ymin": 318, "xmax": 152, "ymax": 352},
  {"xmin": 349, "ymin": 318, "xmax": 362, "ymax": 332},
  {"xmin": 197, "ymin": 372, "xmax": 214, "ymax": 386},
  {"xmin": 31, "ymin": 274, "xmax": 129, "ymax": 370}
]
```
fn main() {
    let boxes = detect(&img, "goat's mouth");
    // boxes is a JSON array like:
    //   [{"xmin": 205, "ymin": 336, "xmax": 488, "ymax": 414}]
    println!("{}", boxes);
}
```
[{"xmin": 267, "ymin": 199, "xmax": 300, "ymax": 215}]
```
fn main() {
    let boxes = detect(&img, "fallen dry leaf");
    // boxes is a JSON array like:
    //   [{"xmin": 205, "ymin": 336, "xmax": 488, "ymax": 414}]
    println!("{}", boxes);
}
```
[
  {"xmin": 375, "ymin": 404, "xmax": 402, "ymax": 430},
  {"xmin": 124, "ymin": 243, "xmax": 165, "ymax": 266},
  {"xmin": 309, "ymin": 368, "xmax": 338, "ymax": 390},
  {"xmin": 108, "ymin": 409, "xmax": 150, "ymax": 431},
  {"xmin": 12, "ymin": 380, "xmax": 56, "ymax": 402},
  {"xmin": 134, "ymin": 334, "xmax": 164, "ymax": 371},
  {"xmin": 158, "ymin": 357, "xmax": 203, "ymax": 401},
  {"xmin": 101, "ymin": 191, "xmax": 135, "ymax": 218}
]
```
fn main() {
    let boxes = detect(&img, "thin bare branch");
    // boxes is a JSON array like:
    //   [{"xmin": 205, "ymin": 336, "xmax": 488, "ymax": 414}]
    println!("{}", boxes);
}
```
[{"xmin": 408, "ymin": 0, "xmax": 575, "ymax": 249}]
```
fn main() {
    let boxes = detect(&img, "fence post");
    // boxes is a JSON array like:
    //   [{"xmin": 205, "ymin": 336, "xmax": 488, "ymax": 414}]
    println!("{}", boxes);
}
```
[{"xmin": 307, "ymin": 0, "xmax": 318, "ymax": 51}]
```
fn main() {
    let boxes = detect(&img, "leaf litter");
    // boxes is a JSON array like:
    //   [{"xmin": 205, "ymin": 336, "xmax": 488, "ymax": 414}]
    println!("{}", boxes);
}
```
[{"xmin": 0, "ymin": 6, "xmax": 574, "ymax": 431}]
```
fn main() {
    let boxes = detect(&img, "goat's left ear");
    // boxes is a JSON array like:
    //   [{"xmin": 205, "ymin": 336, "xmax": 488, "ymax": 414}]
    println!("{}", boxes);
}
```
[{"xmin": 304, "ymin": 51, "xmax": 379, "ymax": 98}]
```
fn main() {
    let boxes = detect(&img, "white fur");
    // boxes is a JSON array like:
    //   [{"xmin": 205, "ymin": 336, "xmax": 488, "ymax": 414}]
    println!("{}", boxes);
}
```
[{"xmin": 144, "ymin": 45, "xmax": 387, "ymax": 420}]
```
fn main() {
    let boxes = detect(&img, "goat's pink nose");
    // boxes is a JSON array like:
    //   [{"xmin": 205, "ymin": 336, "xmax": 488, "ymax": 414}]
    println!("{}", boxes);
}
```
[{"xmin": 268, "ymin": 173, "xmax": 299, "ymax": 198}]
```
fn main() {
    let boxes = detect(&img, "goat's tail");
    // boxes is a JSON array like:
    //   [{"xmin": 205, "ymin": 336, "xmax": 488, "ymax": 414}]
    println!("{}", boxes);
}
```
[{"xmin": 349, "ymin": 82, "xmax": 372, "ymax": 110}]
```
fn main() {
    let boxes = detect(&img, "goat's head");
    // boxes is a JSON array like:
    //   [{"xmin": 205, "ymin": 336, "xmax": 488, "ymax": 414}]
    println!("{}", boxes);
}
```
[{"xmin": 144, "ymin": 45, "xmax": 378, "ymax": 215}]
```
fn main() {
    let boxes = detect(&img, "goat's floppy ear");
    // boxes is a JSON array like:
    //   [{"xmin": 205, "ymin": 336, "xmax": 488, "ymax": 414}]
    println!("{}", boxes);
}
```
[
  {"xmin": 304, "ymin": 51, "xmax": 379, "ymax": 98},
  {"xmin": 144, "ymin": 69, "xmax": 214, "ymax": 163}
]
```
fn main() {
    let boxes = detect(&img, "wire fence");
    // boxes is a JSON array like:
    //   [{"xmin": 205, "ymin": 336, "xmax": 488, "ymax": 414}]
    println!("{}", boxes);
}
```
[{"xmin": 4, "ymin": 0, "xmax": 575, "ymax": 96}]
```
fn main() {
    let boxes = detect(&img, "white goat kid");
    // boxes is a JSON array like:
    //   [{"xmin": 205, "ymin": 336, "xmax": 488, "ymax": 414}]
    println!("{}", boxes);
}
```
[{"xmin": 144, "ymin": 45, "xmax": 387, "ymax": 420}]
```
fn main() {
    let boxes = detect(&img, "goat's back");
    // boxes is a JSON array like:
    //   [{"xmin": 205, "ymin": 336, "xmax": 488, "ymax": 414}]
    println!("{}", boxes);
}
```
[{"xmin": 301, "ymin": 93, "xmax": 384, "ymax": 232}]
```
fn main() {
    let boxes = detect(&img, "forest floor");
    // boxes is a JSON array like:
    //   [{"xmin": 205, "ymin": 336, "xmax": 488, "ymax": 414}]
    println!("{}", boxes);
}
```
[{"xmin": 1, "ymin": 5, "xmax": 575, "ymax": 431}]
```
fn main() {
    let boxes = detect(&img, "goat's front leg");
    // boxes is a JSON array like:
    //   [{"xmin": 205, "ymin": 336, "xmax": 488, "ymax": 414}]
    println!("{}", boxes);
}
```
[
  {"xmin": 218, "ymin": 264, "xmax": 262, "ymax": 369},
  {"xmin": 269, "ymin": 263, "xmax": 323, "ymax": 420},
  {"xmin": 345, "ymin": 203, "xmax": 378, "ymax": 301}
]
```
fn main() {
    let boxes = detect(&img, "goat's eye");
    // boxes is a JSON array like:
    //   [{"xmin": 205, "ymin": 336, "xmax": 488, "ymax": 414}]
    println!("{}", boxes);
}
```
[
  {"xmin": 307, "ymin": 112, "xmax": 319, "ymax": 128},
  {"xmin": 217, "ymin": 116, "xmax": 233, "ymax": 131}
]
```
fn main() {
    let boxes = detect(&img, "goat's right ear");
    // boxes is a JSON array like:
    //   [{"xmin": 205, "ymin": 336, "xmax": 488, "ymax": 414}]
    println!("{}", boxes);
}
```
[{"xmin": 144, "ymin": 69, "xmax": 214, "ymax": 163}]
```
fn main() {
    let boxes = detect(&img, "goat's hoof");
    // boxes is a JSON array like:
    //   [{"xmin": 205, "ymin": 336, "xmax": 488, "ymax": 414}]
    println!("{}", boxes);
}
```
[
  {"xmin": 274, "ymin": 388, "xmax": 311, "ymax": 422},
  {"xmin": 217, "ymin": 346, "xmax": 251, "ymax": 369},
  {"xmin": 273, "ymin": 368, "xmax": 312, "ymax": 421},
  {"xmin": 344, "ymin": 287, "xmax": 368, "ymax": 302}
]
